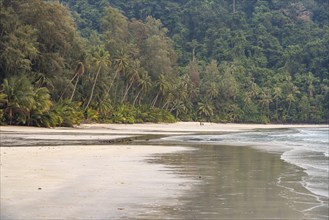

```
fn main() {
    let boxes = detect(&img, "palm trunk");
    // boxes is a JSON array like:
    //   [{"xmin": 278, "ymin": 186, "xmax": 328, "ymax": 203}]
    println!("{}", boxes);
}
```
[
  {"xmin": 287, "ymin": 101, "xmax": 292, "ymax": 120},
  {"xmin": 275, "ymin": 99, "xmax": 279, "ymax": 121},
  {"xmin": 121, "ymin": 80, "xmax": 134, "ymax": 104},
  {"xmin": 9, "ymin": 108, "xmax": 13, "ymax": 125},
  {"xmin": 70, "ymin": 76, "xmax": 80, "ymax": 102},
  {"xmin": 106, "ymin": 70, "xmax": 120, "ymax": 98},
  {"xmin": 151, "ymin": 92, "xmax": 160, "ymax": 108},
  {"xmin": 59, "ymin": 72, "xmax": 79, "ymax": 101},
  {"xmin": 133, "ymin": 89, "xmax": 142, "ymax": 107},
  {"xmin": 85, "ymin": 65, "xmax": 101, "ymax": 111}
]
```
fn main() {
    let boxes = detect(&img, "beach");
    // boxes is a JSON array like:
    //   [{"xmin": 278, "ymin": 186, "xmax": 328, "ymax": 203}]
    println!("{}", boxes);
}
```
[{"xmin": 1, "ymin": 122, "xmax": 328, "ymax": 219}]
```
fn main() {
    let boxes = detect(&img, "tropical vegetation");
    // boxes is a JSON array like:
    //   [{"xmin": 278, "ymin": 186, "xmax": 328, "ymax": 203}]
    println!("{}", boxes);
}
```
[{"xmin": 0, "ymin": 0, "xmax": 328, "ymax": 127}]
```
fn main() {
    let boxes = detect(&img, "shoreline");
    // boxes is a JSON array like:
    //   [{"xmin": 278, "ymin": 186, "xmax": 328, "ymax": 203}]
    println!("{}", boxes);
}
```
[
  {"xmin": 1, "ymin": 123, "xmax": 328, "ymax": 219},
  {"xmin": 1, "ymin": 122, "xmax": 327, "ymax": 145},
  {"xmin": 1, "ymin": 121, "xmax": 328, "ymax": 132}
]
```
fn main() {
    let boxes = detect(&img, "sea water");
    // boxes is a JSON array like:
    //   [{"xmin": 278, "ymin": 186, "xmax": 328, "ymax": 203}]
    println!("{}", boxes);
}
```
[{"xmin": 163, "ymin": 127, "xmax": 329, "ymax": 217}]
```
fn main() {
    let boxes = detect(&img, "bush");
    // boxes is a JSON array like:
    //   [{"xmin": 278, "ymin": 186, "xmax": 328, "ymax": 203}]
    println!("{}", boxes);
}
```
[{"xmin": 50, "ymin": 100, "xmax": 84, "ymax": 127}]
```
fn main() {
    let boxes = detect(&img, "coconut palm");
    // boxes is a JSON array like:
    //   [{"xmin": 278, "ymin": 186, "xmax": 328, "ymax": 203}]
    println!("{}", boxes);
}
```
[
  {"xmin": 151, "ymin": 74, "xmax": 169, "ymax": 108},
  {"xmin": 259, "ymin": 89, "xmax": 272, "ymax": 119},
  {"xmin": 29, "ymin": 87, "xmax": 52, "ymax": 126},
  {"xmin": 84, "ymin": 46, "xmax": 111, "ymax": 111},
  {"xmin": 2, "ymin": 76, "xmax": 35, "ymax": 125},
  {"xmin": 198, "ymin": 100, "xmax": 214, "ymax": 122},
  {"xmin": 70, "ymin": 62, "xmax": 85, "ymax": 102},
  {"xmin": 121, "ymin": 60, "xmax": 140, "ymax": 103},
  {"xmin": 273, "ymin": 86, "xmax": 282, "ymax": 121},
  {"xmin": 206, "ymin": 82, "xmax": 219, "ymax": 99},
  {"xmin": 34, "ymin": 72, "xmax": 54, "ymax": 90},
  {"xmin": 133, "ymin": 71, "xmax": 151, "ymax": 106},
  {"xmin": 107, "ymin": 50, "xmax": 129, "ymax": 99},
  {"xmin": 59, "ymin": 63, "xmax": 84, "ymax": 101}
]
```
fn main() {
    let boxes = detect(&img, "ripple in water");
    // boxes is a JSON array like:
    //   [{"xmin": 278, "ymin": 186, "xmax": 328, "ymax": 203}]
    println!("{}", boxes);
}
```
[{"xmin": 163, "ymin": 127, "xmax": 329, "ymax": 217}]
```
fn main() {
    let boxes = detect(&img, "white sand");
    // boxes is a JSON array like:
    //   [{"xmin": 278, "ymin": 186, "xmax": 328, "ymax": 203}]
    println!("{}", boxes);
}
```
[
  {"xmin": 1, "ymin": 145, "xmax": 193, "ymax": 219},
  {"xmin": 78, "ymin": 122, "xmax": 328, "ymax": 133},
  {"xmin": 2, "ymin": 122, "xmax": 326, "ymax": 134},
  {"xmin": 0, "ymin": 122, "xmax": 327, "ymax": 219}
]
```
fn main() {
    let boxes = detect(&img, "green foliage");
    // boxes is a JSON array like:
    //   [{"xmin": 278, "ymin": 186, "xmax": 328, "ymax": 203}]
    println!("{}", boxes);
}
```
[
  {"xmin": 105, "ymin": 104, "xmax": 176, "ymax": 124},
  {"xmin": 0, "ymin": 75, "xmax": 53, "ymax": 126},
  {"xmin": 85, "ymin": 108, "xmax": 99, "ymax": 123},
  {"xmin": 0, "ymin": 0, "xmax": 328, "ymax": 126},
  {"xmin": 50, "ymin": 101, "xmax": 84, "ymax": 127}
]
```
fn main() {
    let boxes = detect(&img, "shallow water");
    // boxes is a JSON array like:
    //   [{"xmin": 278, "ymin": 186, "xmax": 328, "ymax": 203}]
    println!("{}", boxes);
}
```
[{"xmin": 158, "ymin": 128, "xmax": 329, "ymax": 219}]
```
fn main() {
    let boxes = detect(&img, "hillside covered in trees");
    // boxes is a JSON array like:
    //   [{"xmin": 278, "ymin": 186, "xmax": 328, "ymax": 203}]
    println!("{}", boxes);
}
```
[{"xmin": 0, "ymin": 0, "xmax": 328, "ymax": 127}]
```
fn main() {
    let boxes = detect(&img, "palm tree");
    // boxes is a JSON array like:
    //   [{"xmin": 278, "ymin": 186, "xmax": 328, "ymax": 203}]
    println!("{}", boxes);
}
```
[
  {"xmin": 273, "ymin": 86, "xmax": 282, "ymax": 121},
  {"xmin": 152, "ymin": 74, "xmax": 169, "ymax": 108},
  {"xmin": 84, "ymin": 47, "xmax": 111, "ymax": 111},
  {"xmin": 286, "ymin": 93, "xmax": 295, "ymax": 120},
  {"xmin": 305, "ymin": 72, "xmax": 315, "ymax": 97},
  {"xmin": 250, "ymin": 81, "xmax": 260, "ymax": 99},
  {"xmin": 198, "ymin": 100, "xmax": 214, "ymax": 122},
  {"xmin": 133, "ymin": 71, "xmax": 151, "ymax": 106},
  {"xmin": 106, "ymin": 50, "xmax": 129, "ymax": 99},
  {"xmin": 206, "ymin": 82, "xmax": 219, "ymax": 99},
  {"xmin": 2, "ymin": 76, "xmax": 35, "ymax": 125},
  {"xmin": 34, "ymin": 72, "xmax": 54, "ymax": 90},
  {"xmin": 70, "ymin": 62, "xmax": 85, "ymax": 102},
  {"xmin": 121, "ymin": 60, "xmax": 140, "ymax": 103},
  {"xmin": 259, "ymin": 89, "xmax": 272, "ymax": 119},
  {"xmin": 173, "ymin": 101, "xmax": 187, "ymax": 118},
  {"xmin": 59, "ymin": 63, "xmax": 84, "ymax": 101},
  {"xmin": 30, "ymin": 87, "xmax": 52, "ymax": 126},
  {"xmin": 285, "ymin": 85, "xmax": 300, "ymax": 120}
]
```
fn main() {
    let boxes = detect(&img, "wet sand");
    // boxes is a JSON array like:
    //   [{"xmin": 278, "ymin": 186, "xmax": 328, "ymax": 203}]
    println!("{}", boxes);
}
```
[
  {"xmin": 145, "ymin": 144, "xmax": 328, "ymax": 219},
  {"xmin": 1, "ymin": 123, "xmax": 327, "ymax": 219}
]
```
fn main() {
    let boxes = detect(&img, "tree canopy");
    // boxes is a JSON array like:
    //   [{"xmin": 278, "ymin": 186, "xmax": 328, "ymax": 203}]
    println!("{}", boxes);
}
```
[{"xmin": 0, "ymin": 0, "xmax": 328, "ymax": 126}]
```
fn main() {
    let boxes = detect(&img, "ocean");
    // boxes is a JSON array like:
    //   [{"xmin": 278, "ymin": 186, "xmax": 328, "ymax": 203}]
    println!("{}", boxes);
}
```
[{"xmin": 162, "ymin": 127, "xmax": 329, "ymax": 219}]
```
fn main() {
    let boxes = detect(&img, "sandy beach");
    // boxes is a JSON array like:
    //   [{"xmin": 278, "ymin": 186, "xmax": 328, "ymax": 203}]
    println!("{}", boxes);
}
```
[{"xmin": 1, "ymin": 122, "xmax": 328, "ymax": 219}]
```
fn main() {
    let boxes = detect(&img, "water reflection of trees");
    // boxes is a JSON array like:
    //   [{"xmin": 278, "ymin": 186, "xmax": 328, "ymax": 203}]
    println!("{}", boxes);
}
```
[{"xmin": 146, "ymin": 144, "xmax": 304, "ymax": 219}]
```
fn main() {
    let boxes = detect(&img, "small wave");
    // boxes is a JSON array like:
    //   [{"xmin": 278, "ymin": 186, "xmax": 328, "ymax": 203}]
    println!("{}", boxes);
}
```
[{"xmin": 164, "ymin": 128, "xmax": 329, "ymax": 200}]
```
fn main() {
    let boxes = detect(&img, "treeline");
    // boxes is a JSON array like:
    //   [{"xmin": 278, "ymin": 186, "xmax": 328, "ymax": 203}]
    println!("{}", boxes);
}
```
[{"xmin": 0, "ymin": 0, "xmax": 328, "ymax": 127}]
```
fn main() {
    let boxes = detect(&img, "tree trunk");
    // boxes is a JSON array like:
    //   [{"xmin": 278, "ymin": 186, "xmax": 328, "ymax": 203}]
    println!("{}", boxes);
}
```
[
  {"xmin": 151, "ymin": 92, "xmax": 160, "ymax": 108},
  {"xmin": 85, "ymin": 65, "xmax": 101, "ymax": 111},
  {"xmin": 121, "ymin": 80, "xmax": 134, "ymax": 104},
  {"xmin": 70, "ymin": 76, "xmax": 80, "ymax": 102},
  {"xmin": 287, "ymin": 101, "xmax": 292, "ymax": 121},
  {"xmin": 133, "ymin": 89, "xmax": 142, "ymax": 107},
  {"xmin": 59, "ymin": 72, "xmax": 78, "ymax": 100},
  {"xmin": 9, "ymin": 108, "xmax": 12, "ymax": 125},
  {"xmin": 106, "ymin": 70, "xmax": 119, "ymax": 98}
]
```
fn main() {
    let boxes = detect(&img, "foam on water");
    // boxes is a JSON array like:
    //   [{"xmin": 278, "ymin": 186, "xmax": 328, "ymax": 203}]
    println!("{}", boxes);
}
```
[{"xmin": 163, "ymin": 127, "xmax": 329, "ymax": 200}]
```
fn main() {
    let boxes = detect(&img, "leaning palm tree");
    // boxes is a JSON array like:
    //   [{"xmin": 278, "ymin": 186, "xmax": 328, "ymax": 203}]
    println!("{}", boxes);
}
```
[
  {"xmin": 106, "ymin": 50, "xmax": 129, "ymax": 100},
  {"xmin": 259, "ymin": 89, "xmax": 272, "ymax": 119},
  {"xmin": 121, "ymin": 60, "xmax": 141, "ymax": 103},
  {"xmin": 133, "ymin": 71, "xmax": 151, "ymax": 106},
  {"xmin": 273, "ymin": 86, "xmax": 282, "ymax": 121},
  {"xmin": 84, "ymin": 47, "xmax": 111, "ymax": 111},
  {"xmin": 152, "ymin": 74, "xmax": 169, "ymax": 108},
  {"xmin": 70, "ymin": 62, "xmax": 85, "ymax": 102}
]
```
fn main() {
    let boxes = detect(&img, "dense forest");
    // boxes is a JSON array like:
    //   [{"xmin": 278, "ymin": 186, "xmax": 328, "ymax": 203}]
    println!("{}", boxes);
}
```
[{"xmin": 0, "ymin": 0, "xmax": 328, "ymax": 127}]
